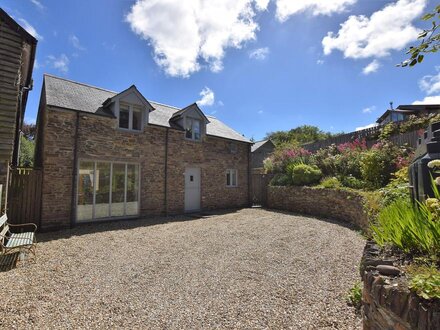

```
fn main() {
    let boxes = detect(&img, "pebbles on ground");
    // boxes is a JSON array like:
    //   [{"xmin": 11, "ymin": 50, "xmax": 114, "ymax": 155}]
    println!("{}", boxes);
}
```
[{"xmin": 0, "ymin": 208, "xmax": 365, "ymax": 329}]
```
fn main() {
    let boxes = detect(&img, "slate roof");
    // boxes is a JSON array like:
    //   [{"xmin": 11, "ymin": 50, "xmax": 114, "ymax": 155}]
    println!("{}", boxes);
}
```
[
  {"xmin": 251, "ymin": 139, "xmax": 274, "ymax": 152},
  {"xmin": 44, "ymin": 74, "xmax": 250, "ymax": 143}
]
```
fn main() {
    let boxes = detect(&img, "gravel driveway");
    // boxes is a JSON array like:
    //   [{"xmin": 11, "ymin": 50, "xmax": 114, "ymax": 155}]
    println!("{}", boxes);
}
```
[{"xmin": 1, "ymin": 208, "xmax": 365, "ymax": 329}]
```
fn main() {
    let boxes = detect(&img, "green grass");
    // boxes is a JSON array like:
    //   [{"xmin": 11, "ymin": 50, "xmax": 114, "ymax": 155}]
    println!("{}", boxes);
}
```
[{"xmin": 346, "ymin": 281, "xmax": 362, "ymax": 309}]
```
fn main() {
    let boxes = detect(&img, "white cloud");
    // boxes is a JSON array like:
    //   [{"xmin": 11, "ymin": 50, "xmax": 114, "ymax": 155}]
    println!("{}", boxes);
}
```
[
  {"xmin": 126, "ymin": 0, "xmax": 267, "ymax": 77},
  {"xmin": 17, "ymin": 18, "xmax": 43, "ymax": 40},
  {"xmin": 362, "ymin": 106, "xmax": 376, "ymax": 114},
  {"xmin": 356, "ymin": 123, "xmax": 378, "ymax": 131},
  {"xmin": 412, "ymin": 96, "xmax": 440, "ymax": 105},
  {"xmin": 258, "ymin": 110, "xmax": 263, "ymax": 114},
  {"xmin": 275, "ymin": 0, "xmax": 356, "ymax": 21},
  {"xmin": 47, "ymin": 54, "xmax": 69, "ymax": 74},
  {"xmin": 255, "ymin": 0, "xmax": 270, "ymax": 10},
  {"xmin": 322, "ymin": 0, "xmax": 426, "ymax": 60},
  {"xmin": 419, "ymin": 67, "xmax": 440, "ymax": 95},
  {"xmin": 33, "ymin": 59, "xmax": 40, "ymax": 70},
  {"xmin": 69, "ymin": 35, "xmax": 86, "ymax": 51},
  {"xmin": 362, "ymin": 59, "xmax": 381, "ymax": 75},
  {"xmin": 249, "ymin": 47, "xmax": 269, "ymax": 60},
  {"xmin": 197, "ymin": 87, "xmax": 215, "ymax": 106},
  {"xmin": 30, "ymin": 0, "xmax": 44, "ymax": 10},
  {"xmin": 317, "ymin": 59, "xmax": 324, "ymax": 65}
]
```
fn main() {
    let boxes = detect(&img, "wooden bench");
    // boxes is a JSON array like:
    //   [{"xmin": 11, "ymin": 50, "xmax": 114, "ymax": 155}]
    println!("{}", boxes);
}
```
[{"xmin": 0, "ymin": 214, "xmax": 37, "ymax": 261}]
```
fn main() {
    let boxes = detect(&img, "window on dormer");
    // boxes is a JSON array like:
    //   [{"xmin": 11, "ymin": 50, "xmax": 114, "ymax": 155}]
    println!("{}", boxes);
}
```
[
  {"xmin": 119, "ymin": 105, "xmax": 130, "ymax": 129},
  {"xmin": 132, "ymin": 106, "xmax": 142, "ymax": 131},
  {"xmin": 185, "ymin": 117, "xmax": 201, "ymax": 140},
  {"xmin": 119, "ymin": 103, "xmax": 142, "ymax": 131}
]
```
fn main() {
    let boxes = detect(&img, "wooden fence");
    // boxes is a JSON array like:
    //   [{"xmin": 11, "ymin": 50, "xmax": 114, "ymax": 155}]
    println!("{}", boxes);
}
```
[
  {"xmin": 302, "ymin": 128, "xmax": 422, "ymax": 152},
  {"xmin": 8, "ymin": 168, "xmax": 42, "ymax": 227}
]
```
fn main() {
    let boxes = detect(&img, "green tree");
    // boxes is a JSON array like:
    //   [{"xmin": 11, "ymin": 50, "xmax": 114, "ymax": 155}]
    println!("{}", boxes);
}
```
[
  {"xmin": 399, "ymin": 5, "xmax": 440, "ymax": 67},
  {"xmin": 266, "ymin": 125, "xmax": 334, "ymax": 146},
  {"xmin": 19, "ymin": 135, "xmax": 35, "ymax": 167}
]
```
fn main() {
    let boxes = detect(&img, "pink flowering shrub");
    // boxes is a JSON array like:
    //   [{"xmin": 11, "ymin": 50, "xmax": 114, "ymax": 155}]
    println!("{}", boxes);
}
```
[{"xmin": 264, "ymin": 145, "xmax": 312, "ymax": 174}]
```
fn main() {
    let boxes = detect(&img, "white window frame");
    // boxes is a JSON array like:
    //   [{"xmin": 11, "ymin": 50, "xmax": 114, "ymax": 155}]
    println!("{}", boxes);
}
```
[
  {"xmin": 76, "ymin": 160, "xmax": 141, "ymax": 222},
  {"xmin": 226, "ymin": 169, "xmax": 238, "ymax": 187},
  {"xmin": 185, "ymin": 117, "xmax": 202, "ymax": 141},
  {"xmin": 118, "ymin": 102, "xmax": 143, "ymax": 132}
]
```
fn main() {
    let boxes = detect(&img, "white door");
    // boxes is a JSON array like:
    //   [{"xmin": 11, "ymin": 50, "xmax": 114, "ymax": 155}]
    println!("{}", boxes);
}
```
[{"xmin": 184, "ymin": 167, "xmax": 201, "ymax": 212}]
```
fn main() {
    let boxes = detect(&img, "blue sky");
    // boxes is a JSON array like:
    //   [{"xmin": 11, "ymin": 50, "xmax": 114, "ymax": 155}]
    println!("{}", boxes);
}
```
[{"xmin": 2, "ymin": 0, "xmax": 440, "ymax": 140}]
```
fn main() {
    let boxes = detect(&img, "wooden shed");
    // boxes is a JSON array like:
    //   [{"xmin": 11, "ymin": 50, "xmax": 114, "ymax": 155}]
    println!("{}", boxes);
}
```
[{"xmin": 0, "ymin": 8, "xmax": 37, "ymax": 211}]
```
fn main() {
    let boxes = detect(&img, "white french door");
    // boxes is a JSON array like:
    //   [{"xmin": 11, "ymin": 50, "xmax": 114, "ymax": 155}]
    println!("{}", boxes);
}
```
[{"xmin": 77, "ymin": 161, "xmax": 139, "ymax": 222}]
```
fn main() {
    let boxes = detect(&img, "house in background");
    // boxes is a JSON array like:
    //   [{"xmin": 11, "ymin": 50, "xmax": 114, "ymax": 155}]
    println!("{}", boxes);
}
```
[
  {"xmin": 0, "ymin": 9, "xmax": 37, "ymax": 212},
  {"xmin": 35, "ymin": 74, "xmax": 252, "ymax": 230},
  {"xmin": 376, "ymin": 104, "xmax": 440, "ymax": 125},
  {"xmin": 251, "ymin": 139, "xmax": 275, "ymax": 172}
]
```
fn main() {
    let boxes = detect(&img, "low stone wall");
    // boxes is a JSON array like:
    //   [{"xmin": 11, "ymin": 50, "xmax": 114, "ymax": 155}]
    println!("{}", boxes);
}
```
[
  {"xmin": 267, "ymin": 186, "xmax": 369, "ymax": 231},
  {"xmin": 361, "ymin": 241, "xmax": 440, "ymax": 329}
]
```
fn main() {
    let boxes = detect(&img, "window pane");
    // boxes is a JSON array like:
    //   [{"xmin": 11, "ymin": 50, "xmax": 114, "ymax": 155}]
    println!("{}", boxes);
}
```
[
  {"xmin": 77, "ymin": 161, "xmax": 94, "ymax": 221},
  {"xmin": 185, "ymin": 118, "xmax": 193, "ymax": 139},
  {"xmin": 232, "ymin": 171, "xmax": 237, "ymax": 186},
  {"xmin": 111, "ymin": 163, "xmax": 126, "ymax": 217},
  {"xmin": 193, "ymin": 119, "xmax": 201, "ymax": 140},
  {"xmin": 95, "ymin": 162, "xmax": 110, "ymax": 219},
  {"xmin": 132, "ymin": 109, "xmax": 142, "ymax": 131},
  {"xmin": 126, "ymin": 164, "xmax": 139, "ymax": 216},
  {"xmin": 119, "ymin": 107, "xmax": 129, "ymax": 129},
  {"xmin": 226, "ymin": 171, "xmax": 231, "ymax": 186}
]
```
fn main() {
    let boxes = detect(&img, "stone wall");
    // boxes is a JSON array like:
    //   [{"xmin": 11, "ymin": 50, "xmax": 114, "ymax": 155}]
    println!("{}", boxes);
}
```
[
  {"xmin": 267, "ymin": 186, "xmax": 369, "ymax": 231},
  {"xmin": 39, "ymin": 107, "xmax": 250, "ymax": 230},
  {"xmin": 361, "ymin": 241, "xmax": 440, "ymax": 329}
]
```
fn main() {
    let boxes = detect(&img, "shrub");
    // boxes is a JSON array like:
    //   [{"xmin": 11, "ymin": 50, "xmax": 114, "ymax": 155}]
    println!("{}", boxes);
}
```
[
  {"xmin": 408, "ymin": 266, "xmax": 440, "ymax": 300},
  {"xmin": 291, "ymin": 164, "xmax": 322, "ymax": 186},
  {"xmin": 371, "ymin": 198, "xmax": 440, "ymax": 257},
  {"xmin": 360, "ymin": 143, "xmax": 409, "ymax": 189},
  {"xmin": 263, "ymin": 157, "xmax": 274, "ymax": 173},
  {"xmin": 319, "ymin": 176, "xmax": 341, "ymax": 189},
  {"xmin": 379, "ymin": 167, "xmax": 411, "ymax": 207},
  {"xmin": 269, "ymin": 174, "xmax": 291, "ymax": 186},
  {"xmin": 340, "ymin": 175, "xmax": 365, "ymax": 189},
  {"xmin": 265, "ymin": 145, "xmax": 312, "ymax": 174},
  {"xmin": 312, "ymin": 140, "xmax": 367, "ymax": 180}
]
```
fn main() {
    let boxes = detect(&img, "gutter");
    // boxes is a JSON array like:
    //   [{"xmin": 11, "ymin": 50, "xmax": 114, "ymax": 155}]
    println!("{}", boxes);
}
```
[{"xmin": 70, "ymin": 112, "xmax": 80, "ymax": 228}]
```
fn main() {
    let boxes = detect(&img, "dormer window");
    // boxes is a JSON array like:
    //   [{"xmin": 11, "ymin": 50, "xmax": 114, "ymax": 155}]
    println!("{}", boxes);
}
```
[
  {"xmin": 185, "ymin": 118, "xmax": 201, "ymax": 141},
  {"xmin": 119, "ymin": 102, "xmax": 142, "ymax": 131}
]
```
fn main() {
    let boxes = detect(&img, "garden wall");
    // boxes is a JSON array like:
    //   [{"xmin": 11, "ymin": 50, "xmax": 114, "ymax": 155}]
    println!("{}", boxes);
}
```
[
  {"xmin": 361, "ymin": 241, "xmax": 440, "ymax": 329},
  {"xmin": 267, "ymin": 186, "xmax": 370, "ymax": 231}
]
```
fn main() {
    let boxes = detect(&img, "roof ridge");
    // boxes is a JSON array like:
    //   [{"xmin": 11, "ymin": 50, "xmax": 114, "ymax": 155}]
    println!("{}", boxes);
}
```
[
  {"xmin": 149, "ymin": 100, "xmax": 181, "ymax": 110},
  {"xmin": 44, "ymin": 73, "xmax": 117, "ymax": 94}
]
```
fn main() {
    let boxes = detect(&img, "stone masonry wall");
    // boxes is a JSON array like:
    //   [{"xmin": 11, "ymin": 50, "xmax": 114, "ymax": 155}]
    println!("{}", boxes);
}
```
[
  {"xmin": 361, "ymin": 241, "xmax": 440, "ymax": 329},
  {"xmin": 40, "ymin": 109, "xmax": 76, "ymax": 230},
  {"xmin": 267, "ymin": 186, "xmax": 369, "ymax": 231},
  {"xmin": 40, "ymin": 107, "xmax": 250, "ymax": 230}
]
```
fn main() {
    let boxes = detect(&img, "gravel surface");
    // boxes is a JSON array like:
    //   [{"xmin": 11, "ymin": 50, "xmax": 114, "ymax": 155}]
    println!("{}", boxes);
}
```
[{"xmin": 0, "ymin": 208, "xmax": 365, "ymax": 329}]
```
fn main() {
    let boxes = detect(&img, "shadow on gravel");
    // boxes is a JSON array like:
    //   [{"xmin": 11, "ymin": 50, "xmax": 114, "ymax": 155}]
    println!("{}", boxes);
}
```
[
  {"xmin": 264, "ymin": 208, "xmax": 362, "ymax": 232},
  {"xmin": 37, "ymin": 208, "xmax": 244, "ymax": 243}
]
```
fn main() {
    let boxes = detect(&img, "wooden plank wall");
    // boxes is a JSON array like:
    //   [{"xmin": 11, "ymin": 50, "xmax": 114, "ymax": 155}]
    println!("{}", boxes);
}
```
[
  {"xmin": 0, "ymin": 16, "xmax": 23, "ymax": 162},
  {"xmin": 8, "ymin": 168, "xmax": 42, "ymax": 228}
]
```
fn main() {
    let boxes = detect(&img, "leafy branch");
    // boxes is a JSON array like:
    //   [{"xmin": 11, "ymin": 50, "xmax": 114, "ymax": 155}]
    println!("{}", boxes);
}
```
[{"xmin": 399, "ymin": 5, "xmax": 440, "ymax": 67}]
